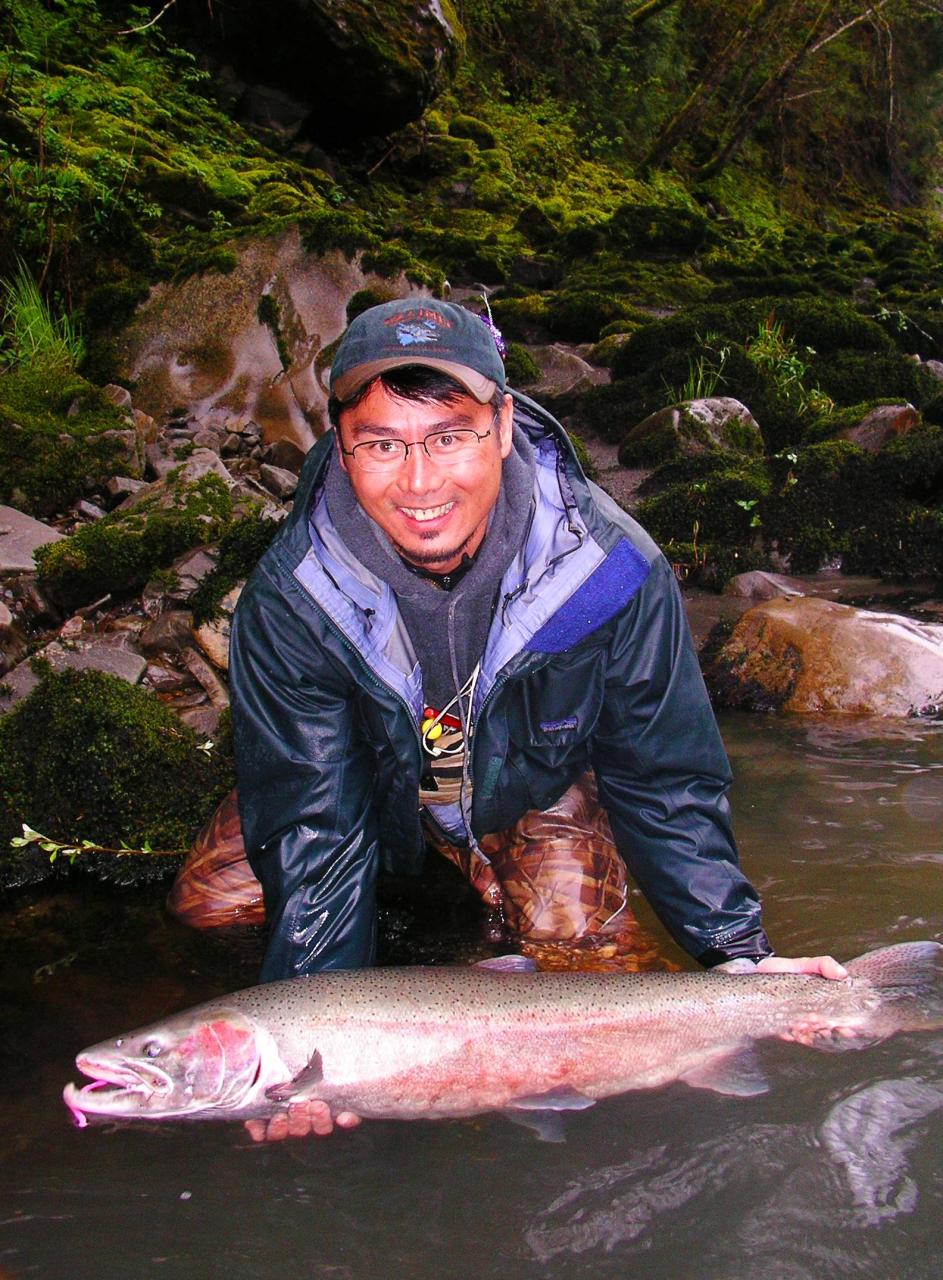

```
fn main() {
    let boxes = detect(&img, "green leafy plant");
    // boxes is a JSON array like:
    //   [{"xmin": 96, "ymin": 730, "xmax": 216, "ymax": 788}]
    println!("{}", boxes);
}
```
[
  {"xmin": 664, "ymin": 330, "xmax": 730, "ymax": 403},
  {"xmin": 10, "ymin": 822, "xmax": 178, "ymax": 864},
  {"xmin": 0, "ymin": 260, "xmax": 84, "ymax": 371},
  {"xmin": 746, "ymin": 316, "xmax": 833, "ymax": 418}
]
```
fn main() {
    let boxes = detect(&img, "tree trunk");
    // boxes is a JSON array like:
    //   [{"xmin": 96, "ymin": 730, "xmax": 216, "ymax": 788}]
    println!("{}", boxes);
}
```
[{"xmin": 641, "ymin": 0, "xmax": 786, "ymax": 171}]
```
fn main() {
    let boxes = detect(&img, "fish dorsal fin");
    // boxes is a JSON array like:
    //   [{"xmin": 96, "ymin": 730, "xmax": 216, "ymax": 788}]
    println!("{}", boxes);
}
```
[
  {"xmin": 681, "ymin": 1047, "xmax": 769, "ymax": 1097},
  {"xmin": 264, "ymin": 1049, "xmax": 323, "ymax": 1103},
  {"xmin": 476, "ymin": 955, "xmax": 538, "ymax": 973}
]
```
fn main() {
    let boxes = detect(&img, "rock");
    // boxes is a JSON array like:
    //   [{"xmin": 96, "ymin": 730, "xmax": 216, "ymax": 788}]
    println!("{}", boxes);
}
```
[
  {"xmin": 0, "ymin": 506, "xmax": 65, "ymax": 574},
  {"xmin": 144, "ymin": 661, "xmax": 192, "ymax": 692},
  {"xmin": 222, "ymin": 433, "xmax": 244, "ymax": 456},
  {"xmin": 265, "ymin": 437, "xmax": 308, "ymax": 474},
  {"xmin": 924, "ymin": 359, "xmax": 943, "ymax": 382},
  {"xmin": 113, "ymin": 235, "xmax": 425, "ymax": 454},
  {"xmin": 191, "ymin": 584, "xmax": 243, "ymax": 671},
  {"xmin": 259, "ymin": 463, "xmax": 298, "ymax": 499},
  {"xmin": 724, "ymin": 571, "xmax": 806, "ymax": 601},
  {"xmin": 838, "ymin": 403, "xmax": 920, "ymax": 452},
  {"xmin": 102, "ymin": 383, "xmax": 133, "ymax": 412},
  {"xmin": 0, "ymin": 637, "xmax": 148, "ymax": 712},
  {"xmin": 178, "ymin": 705, "xmax": 222, "ymax": 737},
  {"xmin": 180, "ymin": 645, "xmax": 230, "ymax": 708},
  {"xmin": 620, "ymin": 398, "xmax": 763, "ymax": 466},
  {"xmin": 528, "ymin": 344, "xmax": 609, "ymax": 398},
  {"xmin": 101, "ymin": 428, "xmax": 144, "ymax": 473},
  {"xmin": 144, "ymin": 441, "xmax": 179, "ymax": 480},
  {"xmin": 192, "ymin": 428, "xmax": 223, "ymax": 453},
  {"xmin": 132, "ymin": 407, "xmax": 157, "ymax": 443},
  {"xmin": 169, "ymin": 545, "xmax": 219, "ymax": 597},
  {"xmin": 105, "ymin": 475, "xmax": 148, "ymax": 501},
  {"xmin": 706, "ymin": 596, "xmax": 943, "ymax": 716},
  {"xmin": 139, "ymin": 610, "xmax": 195, "ymax": 656},
  {"xmin": 75, "ymin": 500, "xmax": 107, "ymax": 521},
  {"xmin": 189, "ymin": 0, "xmax": 464, "ymax": 145},
  {"xmin": 0, "ymin": 600, "xmax": 27, "ymax": 676}
]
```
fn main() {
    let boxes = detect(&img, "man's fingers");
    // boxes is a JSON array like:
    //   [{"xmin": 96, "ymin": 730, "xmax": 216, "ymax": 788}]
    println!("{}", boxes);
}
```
[
  {"xmin": 756, "ymin": 955, "xmax": 849, "ymax": 980},
  {"xmin": 243, "ymin": 1101, "xmax": 361, "ymax": 1142},
  {"xmin": 335, "ymin": 1110, "xmax": 362, "ymax": 1129}
]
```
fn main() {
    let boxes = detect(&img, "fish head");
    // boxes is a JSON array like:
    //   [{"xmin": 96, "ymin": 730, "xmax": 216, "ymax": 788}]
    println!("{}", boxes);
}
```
[{"xmin": 63, "ymin": 1006, "xmax": 263, "ymax": 1125}]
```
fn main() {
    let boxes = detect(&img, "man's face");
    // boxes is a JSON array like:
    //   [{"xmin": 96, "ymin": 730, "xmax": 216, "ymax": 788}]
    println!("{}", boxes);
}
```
[{"xmin": 337, "ymin": 380, "xmax": 514, "ymax": 573}]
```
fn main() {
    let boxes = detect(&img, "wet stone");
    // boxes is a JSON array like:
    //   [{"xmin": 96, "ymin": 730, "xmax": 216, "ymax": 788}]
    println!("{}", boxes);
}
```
[
  {"xmin": 106, "ymin": 475, "xmax": 149, "ymax": 501},
  {"xmin": 102, "ymin": 383, "xmax": 133, "ymax": 412},
  {"xmin": 259, "ymin": 463, "xmax": 299, "ymax": 499},
  {"xmin": 0, "ymin": 637, "xmax": 148, "ymax": 712},
  {"xmin": 139, "ymin": 610, "xmax": 195, "ymax": 656},
  {"xmin": 0, "ymin": 506, "xmax": 65, "ymax": 574}
]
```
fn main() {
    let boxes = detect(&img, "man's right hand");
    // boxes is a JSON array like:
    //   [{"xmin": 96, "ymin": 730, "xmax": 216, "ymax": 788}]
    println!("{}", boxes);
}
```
[{"xmin": 245, "ymin": 1101, "xmax": 362, "ymax": 1142}]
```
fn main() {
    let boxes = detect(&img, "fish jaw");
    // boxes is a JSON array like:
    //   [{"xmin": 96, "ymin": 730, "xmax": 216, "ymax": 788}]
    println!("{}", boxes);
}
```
[{"xmin": 63, "ymin": 1008, "xmax": 277, "ymax": 1124}]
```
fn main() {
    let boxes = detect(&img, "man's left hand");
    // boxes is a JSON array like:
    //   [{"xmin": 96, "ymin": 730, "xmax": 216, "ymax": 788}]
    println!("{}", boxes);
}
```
[{"xmin": 755, "ymin": 954, "xmax": 848, "ymax": 980}]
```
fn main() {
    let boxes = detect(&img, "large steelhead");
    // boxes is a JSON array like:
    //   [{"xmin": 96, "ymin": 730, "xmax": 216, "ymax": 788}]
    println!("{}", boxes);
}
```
[{"xmin": 63, "ymin": 942, "xmax": 943, "ymax": 1127}]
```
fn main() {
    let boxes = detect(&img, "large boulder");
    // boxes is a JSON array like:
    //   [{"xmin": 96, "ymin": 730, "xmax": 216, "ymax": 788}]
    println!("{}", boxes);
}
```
[
  {"xmin": 114, "ymin": 235, "xmax": 423, "ymax": 452},
  {"xmin": 706, "ymin": 596, "xmax": 943, "ymax": 716},
  {"xmin": 185, "ymin": 0, "xmax": 464, "ymax": 145},
  {"xmin": 619, "ymin": 398, "xmax": 763, "ymax": 467}
]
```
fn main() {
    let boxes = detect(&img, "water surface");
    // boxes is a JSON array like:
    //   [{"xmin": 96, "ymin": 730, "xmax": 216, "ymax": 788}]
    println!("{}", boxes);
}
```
[{"xmin": 2, "ymin": 712, "xmax": 941, "ymax": 1280}]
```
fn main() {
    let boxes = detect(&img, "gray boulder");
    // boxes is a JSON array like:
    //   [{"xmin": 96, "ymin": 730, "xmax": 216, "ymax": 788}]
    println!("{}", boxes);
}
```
[{"xmin": 619, "ymin": 398, "xmax": 763, "ymax": 467}]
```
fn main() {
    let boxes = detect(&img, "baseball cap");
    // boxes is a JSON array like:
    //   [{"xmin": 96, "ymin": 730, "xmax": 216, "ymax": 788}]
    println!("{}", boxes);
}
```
[{"xmin": 330, "ymin": 298, "xmax": 507, "ymax": 404}]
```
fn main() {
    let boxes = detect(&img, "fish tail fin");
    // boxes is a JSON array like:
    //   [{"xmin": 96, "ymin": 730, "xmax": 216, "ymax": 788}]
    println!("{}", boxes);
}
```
[{"xmin": 846, "ymin": 941, "xmax": 943, "ymax": 1029}]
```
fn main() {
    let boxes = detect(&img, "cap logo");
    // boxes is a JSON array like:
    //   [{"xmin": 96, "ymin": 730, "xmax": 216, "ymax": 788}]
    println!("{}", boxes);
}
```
[{"xmin": 383, "ymin": 306, "xmax": 455, "ymax": 349}]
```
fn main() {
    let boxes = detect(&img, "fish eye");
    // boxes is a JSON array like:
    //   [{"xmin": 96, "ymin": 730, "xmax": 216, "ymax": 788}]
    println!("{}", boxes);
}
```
[{"xmin": 143, "ymin": 1040, "xmax": 163, "ymax": 1059}]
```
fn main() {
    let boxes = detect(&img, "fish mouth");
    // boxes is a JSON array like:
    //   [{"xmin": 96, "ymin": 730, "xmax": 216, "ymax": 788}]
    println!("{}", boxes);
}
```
[{"xmin": 63, "ymin": 1054, "xmax": 178, "ymax": 1126}]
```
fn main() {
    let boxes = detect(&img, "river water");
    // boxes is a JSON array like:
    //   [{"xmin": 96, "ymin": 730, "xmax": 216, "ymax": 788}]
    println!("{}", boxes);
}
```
[{"xmin": 1, "ymin": 711, "xmax": 941, "ymax": 1280}]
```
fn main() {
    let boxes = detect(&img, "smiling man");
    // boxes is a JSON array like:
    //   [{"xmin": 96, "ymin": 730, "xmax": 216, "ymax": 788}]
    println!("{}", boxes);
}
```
[{"xmin": 228, "ymin": 298, "xmax": 843, "ymax": 1136}]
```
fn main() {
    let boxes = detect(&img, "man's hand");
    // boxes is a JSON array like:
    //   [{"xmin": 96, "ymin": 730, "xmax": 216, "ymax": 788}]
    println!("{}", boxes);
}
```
[
  {"xmin": 756, "ymin": 954, "xmax": 848, "ymax": 980},
  {"xmin": 244, "ymin": 1101, "xmax": 362, "ymax": 1143}
]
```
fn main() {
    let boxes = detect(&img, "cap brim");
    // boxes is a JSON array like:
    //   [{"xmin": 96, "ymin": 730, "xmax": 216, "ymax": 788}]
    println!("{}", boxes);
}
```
[{"xmin": 332, "ymin": 357, "xmax": 498, "ymax": 405}]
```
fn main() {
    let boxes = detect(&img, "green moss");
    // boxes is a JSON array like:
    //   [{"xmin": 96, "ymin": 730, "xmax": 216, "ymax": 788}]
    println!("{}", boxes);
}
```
[
  {"xmin": 869, "ymin": 424, "xmax": 943, "ymax": 501},
  {"xmin": 35, "ymin": 472, "xmax": 234, "ymax": 611},
  {"xmin": 189, "ymin": 513, "xmax": 281, "ymax": 625},
  {"xmin": 842, "ymin": 501, "xmax": 943, "ymax": 578},
  {"xmin": 0, "ymin": 366, "xmax": 130, "ymax": 515},
  {"xmin": 763, "ymin": 440, "xmax": 871, "ymax": 572},
  {"xmin": 503, "ymin": 342, "xmax": 541, "ymax": 388},
  {"xmin": 346, "ymin": 287, "xmax": 397, "ymax": 323},
  {"xmin": 257, "ymin": 292, "xmax": 291, "ymax": 371},
  {"xmin": 448, "ymin": 114, "xmax": 498, "ymax": 150},
  {"xmin": 636, "ymin": 464, "xmax": 770, "ymax": 547},
  {"xmin": 545, "ymin": 290, "xmax": 634, "ymax": 342},
  {"xmin": 813, "ymin": 351, "xmax": 937, "ymax": 409},
  {"xmin": 566, "ymin": 429, "xmax": 596, "ymax": 480},
  {"xmin": 607, "ymin": 202, "xmax": 709, "ymax": 255},
  {"xmin": 0, "ymin": 667, "xmax": 233, "ymax": 871}
]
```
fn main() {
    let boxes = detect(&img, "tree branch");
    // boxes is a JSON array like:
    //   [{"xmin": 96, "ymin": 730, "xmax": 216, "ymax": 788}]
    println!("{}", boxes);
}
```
[{"xmin": 116, "ymin": 0, "xmax": 178, "ymax": 36}]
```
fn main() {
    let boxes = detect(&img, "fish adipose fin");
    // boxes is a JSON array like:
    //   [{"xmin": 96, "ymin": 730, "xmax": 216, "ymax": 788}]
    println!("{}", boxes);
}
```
[
  {"xmin": 681, "ymin": 1047, "xmax": 769, "ymax": 1097},
  {"xmin": 265, "ymin": 1050, "xmax": 324, "ymax": 1103}
]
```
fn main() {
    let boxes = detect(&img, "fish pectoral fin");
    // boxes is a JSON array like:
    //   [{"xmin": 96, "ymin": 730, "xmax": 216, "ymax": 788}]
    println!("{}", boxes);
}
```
[
  {"xmin": 506, "ymin": 1085, "xmax": 596, "ymax": 1112},
  {"xmin": 503, "ymin": 1110, "xmax": 568, "ymax": 1143},
  {"xmin": 264, "ymin": 1050, "xmax": 324, "ymax": 1103},
  {"xmin": 681, "ymin": 1047, "xmax": 769, "ymax": 1097}
]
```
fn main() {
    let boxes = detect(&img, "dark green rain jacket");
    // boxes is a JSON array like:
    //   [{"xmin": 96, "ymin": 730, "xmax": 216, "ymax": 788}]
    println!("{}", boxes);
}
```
[{"xmin": 230, "ymin": 392, "xmax": 771, "ymax": 981}]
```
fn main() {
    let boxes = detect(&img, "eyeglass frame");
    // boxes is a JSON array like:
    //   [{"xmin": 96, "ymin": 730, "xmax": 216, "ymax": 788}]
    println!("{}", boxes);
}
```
[{"xmin": 338, "ymin": 413, "xmax": 499, "ymax": 472}]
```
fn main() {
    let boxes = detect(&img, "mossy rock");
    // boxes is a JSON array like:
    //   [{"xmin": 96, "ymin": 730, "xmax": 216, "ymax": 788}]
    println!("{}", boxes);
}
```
[
  {"xmin": 762, "ymin": 440, "xmax": 872, "ymax": 572},
  {"xmin": 189, "ymin": 512, "xmax": 281, "ymax": 625},
  {"xmin": 545, "ymin": 291, "xmax": 634, "ymax": 343},
  {"xmin": 488, "ymin": 294, "xmax": 552, "ymax": 342},
  {"xmin": 813, "ymin": 350, "xmax": 938, "ymax": 409},
  {"xmin": 448, "ymin": 114, "xmax": 498, "ymax": 150},
  {"xmin": 588, "ymin": 332, "xmax": 635, "ymax": 368},
  {"xmin": 636, "ymin": 463, "xmax": 770, "ymax": 548},
  {"xmin": 611, "ymin": 297, "xmax": 896, "ymax": 383},
  {"xmin": 619, "ymin": 400, "xmax": 763, "ymax": 468},
  {"xmin": 606, "ymin": 203, "xmax": 709, "ymax": 256},
  {"xmin": 868, "ymin": 423, "xmax": 943, "ymax": 502},
  {"xmin": 842, "ymin": 501, "xmax": 943, "ymax": 579},
  {"xmin": 0, "ymin": 366, "xmax": 131, "ymax": 516},
  {"xmin": 346, "ymin": 286, "xmax": 399, "ymax": 323},
  {"xmin": 0, "ymin": 667, "xmax": 234, "ymax": 883},
  {"xmin": 503, "ymin": 342, "xmax": 541, "ymax": 388},
  {"xmin": 35, "ymin": 472, "xmax": 235, "ymax": 611}
]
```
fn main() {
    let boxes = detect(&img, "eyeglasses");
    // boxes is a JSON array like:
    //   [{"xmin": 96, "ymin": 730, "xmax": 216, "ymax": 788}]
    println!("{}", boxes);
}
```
[{"xmin": 340, "ymin": 426, "xmax": 494, "ymax": 474}]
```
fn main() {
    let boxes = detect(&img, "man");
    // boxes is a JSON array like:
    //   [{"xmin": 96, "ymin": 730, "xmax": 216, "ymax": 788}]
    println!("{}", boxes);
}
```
[{"xmin": 229, "ymin": 297, "xmax": 844, "ymax": 1140}]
